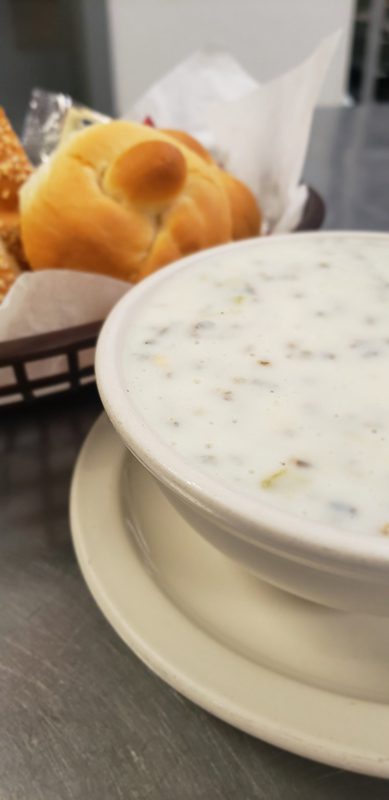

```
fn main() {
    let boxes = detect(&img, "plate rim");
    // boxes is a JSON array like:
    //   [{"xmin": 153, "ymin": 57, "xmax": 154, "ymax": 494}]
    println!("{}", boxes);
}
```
[{"xmin": 70, "ymin": 413, "xmax": 389, "ymax": 780}]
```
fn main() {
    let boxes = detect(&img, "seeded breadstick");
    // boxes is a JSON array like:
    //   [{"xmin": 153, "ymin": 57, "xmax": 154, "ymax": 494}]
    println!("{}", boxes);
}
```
[
  {"xmin": 0, "ymin": 108, "xmax": 32, "ymax": 272},
  {"xmin": 0, "ymin": 238, "xmax": 20, "ymax": 304},
  {"xmin": 0, "ymin": 108, "xmax": 32, "ymax": 208}
]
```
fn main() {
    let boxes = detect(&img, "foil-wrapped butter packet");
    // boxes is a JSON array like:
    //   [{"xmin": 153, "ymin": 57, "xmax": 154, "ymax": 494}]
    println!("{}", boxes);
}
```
[{"xmin": 22, "ymin": 88, "xmax": 110, "ymax": 166}]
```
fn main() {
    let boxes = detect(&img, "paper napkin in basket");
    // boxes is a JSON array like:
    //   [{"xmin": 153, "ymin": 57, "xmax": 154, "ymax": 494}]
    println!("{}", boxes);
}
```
[
  {"xmin": 128, "ymin": 32, "xmax": 340, "ymax": 232},
  {"xmin": 0, "ymin": 271, "xmax": 129, "ymax": 395}
]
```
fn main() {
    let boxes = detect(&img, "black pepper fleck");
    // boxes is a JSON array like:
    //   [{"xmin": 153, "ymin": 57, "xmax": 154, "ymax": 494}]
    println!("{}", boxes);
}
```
[{"xmin": 330, "ymin": 501, "xmax": 358, "ymax": 516}]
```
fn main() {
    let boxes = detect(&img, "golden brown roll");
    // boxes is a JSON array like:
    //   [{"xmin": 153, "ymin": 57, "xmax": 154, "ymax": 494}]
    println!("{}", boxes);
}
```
[{"xmin": 20, "ymin": 121, "xmax": 261, "ymax": 283}]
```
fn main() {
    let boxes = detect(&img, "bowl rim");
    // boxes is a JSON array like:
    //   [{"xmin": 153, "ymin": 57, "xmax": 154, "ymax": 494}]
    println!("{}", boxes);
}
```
[{"xmin": 96, "ymin": 230, "xmax": 389, "ymax": 575}]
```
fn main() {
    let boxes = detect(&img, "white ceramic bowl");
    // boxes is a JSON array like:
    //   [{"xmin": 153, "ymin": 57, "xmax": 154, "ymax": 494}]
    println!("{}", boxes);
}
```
[{"xmin": 96, "ymin": 232, "xmax": 389, "ymax": 616}]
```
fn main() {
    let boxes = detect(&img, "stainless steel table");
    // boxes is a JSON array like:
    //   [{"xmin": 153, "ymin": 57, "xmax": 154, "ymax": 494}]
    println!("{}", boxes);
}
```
[{"xmin": 1, "ymin": 107, "xmax": 389, "ymax": 800}]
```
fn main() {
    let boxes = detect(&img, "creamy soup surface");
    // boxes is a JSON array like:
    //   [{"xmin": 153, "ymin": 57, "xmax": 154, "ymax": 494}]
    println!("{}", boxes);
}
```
[{"xmin": 122, "ymin": 235, "xmax": 389, "ymax": 538}]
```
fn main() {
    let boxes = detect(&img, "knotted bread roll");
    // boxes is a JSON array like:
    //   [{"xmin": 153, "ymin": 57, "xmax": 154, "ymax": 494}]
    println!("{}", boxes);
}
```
[{"xmin": 20, "ymin": 121, "xmax": 261, "ymax": 283}]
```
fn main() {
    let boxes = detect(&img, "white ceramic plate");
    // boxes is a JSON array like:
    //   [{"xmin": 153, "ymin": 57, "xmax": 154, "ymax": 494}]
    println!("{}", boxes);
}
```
[{"xmin": 70, "ymin": 414, "xmax": 389, "ymax": 778}]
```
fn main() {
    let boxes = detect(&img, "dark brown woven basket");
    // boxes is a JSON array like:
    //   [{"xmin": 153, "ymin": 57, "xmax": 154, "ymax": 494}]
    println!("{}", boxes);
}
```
[
  {"xmin": 0, "ymin": 320, "xmax": 102, "ymax": 405},
  {"xmin": 0, "ymin": 187, "xmax": 325, "ymax": 407}
]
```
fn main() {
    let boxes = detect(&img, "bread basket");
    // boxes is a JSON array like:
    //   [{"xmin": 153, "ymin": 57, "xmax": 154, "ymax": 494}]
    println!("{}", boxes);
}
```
[
  {"xmin": 0, "ymin": 320, "xmax": 101, "ymax": 405},
  {"xmin": 0, "ymin": 187, "xmax": 324, "ymax": 407}
]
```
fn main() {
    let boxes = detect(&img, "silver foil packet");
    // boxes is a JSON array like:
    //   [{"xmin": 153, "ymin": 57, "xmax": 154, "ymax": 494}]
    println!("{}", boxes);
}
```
[{"xmin": 21, "ymin": 88, "xmax": 110, "ymax": 166}]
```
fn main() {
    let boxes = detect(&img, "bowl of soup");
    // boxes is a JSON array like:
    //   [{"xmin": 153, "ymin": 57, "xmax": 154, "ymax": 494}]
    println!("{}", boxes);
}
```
[{"xmin": 96, "ymin": 231, "xmax": 389, "ymax": 615}]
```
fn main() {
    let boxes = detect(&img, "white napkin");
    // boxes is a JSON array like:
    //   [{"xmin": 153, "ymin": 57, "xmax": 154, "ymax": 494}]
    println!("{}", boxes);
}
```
[
  {"xmin": 129, "ymin": 32, "xmax": 341, "ymax": 231},
  {"xmin": 0, "ymin": 271, "xmax": 129, "ymax": 395}
]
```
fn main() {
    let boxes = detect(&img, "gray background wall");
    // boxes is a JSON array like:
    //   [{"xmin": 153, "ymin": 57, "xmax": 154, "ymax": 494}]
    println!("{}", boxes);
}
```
[{"xmin": 0, "ymin": 0, "xmax": 114, "ymax": 132}]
